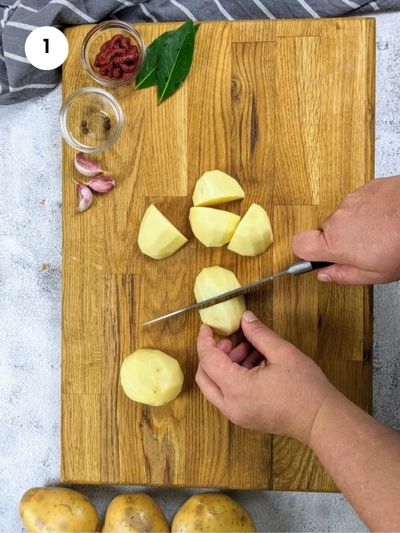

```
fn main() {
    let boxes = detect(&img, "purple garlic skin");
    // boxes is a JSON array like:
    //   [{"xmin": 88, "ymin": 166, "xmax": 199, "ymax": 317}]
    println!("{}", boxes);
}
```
[
  {"xmin": 74, "ymin": 152, "xmax": 104, "ymax": 177},
  {"xmin": 76, "ymin": 183, "xmax": 93, "ymax": 212},
  {"xmin": 87, "ymin": 176, "xmax": 115, "ymax": 194}
]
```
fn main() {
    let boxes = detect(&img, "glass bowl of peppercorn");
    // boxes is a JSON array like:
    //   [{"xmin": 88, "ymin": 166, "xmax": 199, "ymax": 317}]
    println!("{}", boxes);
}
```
[
  {"xmin": 81, "ymin": 20, "xmax": 146, "ymax": 87},
  {"xmin": 59, "ymin": 87, "xmax": 124, "ymax": 153}
]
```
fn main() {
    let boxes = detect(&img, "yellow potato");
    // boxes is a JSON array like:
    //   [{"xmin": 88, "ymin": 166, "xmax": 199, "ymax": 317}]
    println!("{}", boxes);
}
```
[
  {"xmin": 194, "ymin": 266, "xmax": 246, "ymax": 336},
  {"xmin": 138, "ymin": 204, "xmax": 188, "ymax": 260},
  {"xmin": 189, "ymin": 207, "xmax": 240, "ymax": 247},
  {"xmin": 120, "ymin": 349, "xmax": 184, "ymax": 406},
  {"xmin": 102, "ymin": 493, "xmax": 169, "ymax": 533},
  {"xmin": 228, "ymin": 203, "xmax": 273, "ymax": 256},
  {"xmin": 192, "ymin": 170, "xmax": 245, "ymax": 207},
  {"xmin": 172, "ymin": 493, "xmax": 255, "ymax": 533},
  {"xmin": 19, "ymin": 487, "xmax": 99, "ymax": 533}
]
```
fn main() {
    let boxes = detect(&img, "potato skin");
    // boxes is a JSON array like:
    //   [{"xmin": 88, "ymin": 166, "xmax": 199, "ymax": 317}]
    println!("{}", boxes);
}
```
[
  {"xmin": 19, "ymin": 487, "xmax": 100, "ymax": 532},
  {"xmin": 172, "ymin": 493, "xmax": 255, "ymax": 533},
  {"xmin": 102, "ymin": 493, "xmax": 169, "ymax": 533}
]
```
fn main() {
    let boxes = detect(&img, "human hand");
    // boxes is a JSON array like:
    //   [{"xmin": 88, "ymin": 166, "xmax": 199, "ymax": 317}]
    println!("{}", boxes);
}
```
[
  {"xmin": 195, "ymin": 311, "xmax": 336, "ymax": 444},
  {"xmin": 292, "ymin": 176, "xmax": 400, "ymax": 285}
]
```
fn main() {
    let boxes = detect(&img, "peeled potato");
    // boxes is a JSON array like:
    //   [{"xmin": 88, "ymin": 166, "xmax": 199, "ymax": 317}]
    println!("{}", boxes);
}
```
[
  {"xmin": 102, "ymin": 493, "xmax": 169, "ymax": 533},
  {"xmin": 192, "ymin": 170, "xmax": 245, "ymax": 207},
  {"xmin": 189, "ymin": 207, "xmax": 240, "ymax": 247},
  {"xmin": 120, "ymin": 349, "xmax": 184, "ymax": 407},
  {"xmin": 19, "ymin": 487, "xmax": 99, "ymax": 533},
  {"xmin": 138, "ymin": 204, "xmax": 188, "ymax": 260},
  {"xmin": 228, "ymin": 203, "xmax": 273, "ymax": 256},
  {"xmin": 194, "ymin": 266, "xmax": 246, "ymax": 336},
  {"xmin": 172, "ymin": 493, "xmax": 255, "ymax": 533}
]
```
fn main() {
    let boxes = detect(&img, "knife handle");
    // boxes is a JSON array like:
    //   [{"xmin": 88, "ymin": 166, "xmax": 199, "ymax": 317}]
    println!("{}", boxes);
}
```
[{"xmin": 287, "ymin": 260, "xmax": 334, "ymax": 276}]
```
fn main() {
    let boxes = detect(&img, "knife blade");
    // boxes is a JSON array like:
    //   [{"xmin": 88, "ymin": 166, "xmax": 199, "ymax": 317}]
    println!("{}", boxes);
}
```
[{"xmin": 142, "ymin": 260, "xmax": 332, "ymax": 327}]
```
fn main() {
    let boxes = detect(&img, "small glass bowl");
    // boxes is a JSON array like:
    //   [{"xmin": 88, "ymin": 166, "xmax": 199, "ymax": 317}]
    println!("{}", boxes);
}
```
[
  {"xmin": 81, "ymin": 20, "xmax": 146, "ymax": 87},
  {"xmin": 59, "ymin": 87, "xmax": 124, "ymax": 153}
]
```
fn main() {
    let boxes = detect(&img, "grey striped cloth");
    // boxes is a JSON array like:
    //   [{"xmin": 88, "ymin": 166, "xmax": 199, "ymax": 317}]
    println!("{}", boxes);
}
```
[{"xmin": 1, "ymin": 0, "xmax": 399, "ymax": 104}]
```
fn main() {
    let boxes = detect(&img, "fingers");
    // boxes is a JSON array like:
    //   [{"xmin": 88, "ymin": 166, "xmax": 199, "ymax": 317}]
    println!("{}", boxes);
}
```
[
  {"xmin": 197, "ymin": 324, "xmax": 238, "ymax": 385},
  {"xmin": 216, "ymin": 338, "xmax": 232, "ymax": 354},
  {"xmin": 197, "ymin": 324, "xmax": 217, "ymax": 353},
  {"xmin": 195, "ymin": 367, "xmax": 224, "ymax": 409},
  {"xmin": 241, "ymin": 349, "xmax": 264, "ymax": 369},
  {"xmin": 317, "ymin": 264, "xmax": 381, "ymax": 285},
  {"xmin": 292, "ymin": 230, "xmax": 337, "ymax": 263},
  {"xmin": 228, "ymin": 342, "xmax": 251, "ymax": 364},
  {"xmin": 241, "ymin": 311, "xmax": 294, "ymax": 362}
]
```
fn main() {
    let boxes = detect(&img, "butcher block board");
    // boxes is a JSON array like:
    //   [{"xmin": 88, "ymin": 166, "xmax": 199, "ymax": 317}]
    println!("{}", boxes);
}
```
[{"xmin": 61, "ymin": 18, "xmax": 375, "ymax": 490}]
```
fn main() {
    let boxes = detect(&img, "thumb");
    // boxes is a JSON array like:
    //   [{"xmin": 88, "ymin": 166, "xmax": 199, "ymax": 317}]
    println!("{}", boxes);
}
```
[
  {"xmin": 241, "ymin": 311, "xmax": 294, "ymax": 363},
  {"xmin": 317, "ymin": 264, "xmax": 380, "ymax": 285},
  {"xmin": 292, "ymin": 230, "xmax": 338, "ymax": 262}
]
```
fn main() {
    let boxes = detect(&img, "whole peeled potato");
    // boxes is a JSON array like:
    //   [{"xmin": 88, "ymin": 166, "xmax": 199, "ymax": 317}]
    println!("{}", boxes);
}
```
[
  {"xmin": 172, "ymin": 493, "xmax": 255, "ymax": 533},
  {"xmin": 19, "ymin": 487, "xmax": 100, "ymax": 532},
  {"xmin": 102, "ymin": 493, "xmax": 169, "ymax": 532}
]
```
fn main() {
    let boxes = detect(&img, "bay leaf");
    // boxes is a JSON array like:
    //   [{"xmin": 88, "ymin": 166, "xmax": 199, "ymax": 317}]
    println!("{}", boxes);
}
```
[
  {"xmin": 135, "ymin": 30, "xmax": 173, "ymax": 90},
  {"xmin": 156, "ymin": 21, "xmax": 196, "ymax": 103}
]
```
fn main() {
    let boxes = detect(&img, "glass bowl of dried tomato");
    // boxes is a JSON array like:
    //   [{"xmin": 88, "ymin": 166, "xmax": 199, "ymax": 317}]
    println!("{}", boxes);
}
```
[{"xmin": 81, "ymin": 20, "xmax": 146, "ymax": 87}]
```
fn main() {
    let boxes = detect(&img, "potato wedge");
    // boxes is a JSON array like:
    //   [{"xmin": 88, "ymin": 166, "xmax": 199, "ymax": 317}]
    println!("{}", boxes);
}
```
[
  {"xmin": 19, "ymin": 487, "xmax": 99, "ymax": 533},
  {"xmin": 102, "ymin": 493, "xmax": 169, "ymax": 533},
  {"xmin": 120, "ymin": 349, "xmax": 184, "ymax": 407},
  {"xmin": 172, "ymin": 493, "xmax": 255, "ymax": 532},
  {"xmin": 138, "ymin": 204, "xmax": 188, "ymax": 260},
  {"xmin": 194, "ymin": 266, "xmax": 246, "ymax": 336},
  {"xmin": 192, "ymin": 170, "xmax": 245, "ymax": 207},
  {"xmin": 189, "ymin": 207, "xmax": 240, "ymax": 247},
  {"xmin": 228, "ymin": 203, "xmax": 273, "ymax": 256}
]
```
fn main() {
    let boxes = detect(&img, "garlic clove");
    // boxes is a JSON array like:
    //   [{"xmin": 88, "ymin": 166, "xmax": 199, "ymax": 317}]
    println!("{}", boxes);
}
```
[
  {"xmin": 74, "ymin": 152, "xmax": 104, "ymax": 177},
  {"xmin": 87, "ymin": 176, "xmax": 115, "ymax": 194},
  {"xmin": 76, "ymin": 183, "xmax": 93, "ymax": 212}
]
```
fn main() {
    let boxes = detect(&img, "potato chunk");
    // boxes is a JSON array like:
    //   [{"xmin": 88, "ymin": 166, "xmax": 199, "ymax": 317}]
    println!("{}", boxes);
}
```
[
  {"xmin": 192, "ymin": 170, "xmax": 245, "ymax": 207},
  {"xmin": 120, "ymin": 349, "xmax": 184, "ymax": 406},
  {"xmin": 228, "ymin": 203, "xmax": 273, "ymax": 256},
  {"xmin": 189, "ymin": 207, "xmax": 240, "ymax": 247},
  {"xmin": 138, "ymin": 204, "xmax": 188, "ymax": 260},
  {"xmin": 194, "ymin": 266, "xmax": 246, "ymax": 336}
]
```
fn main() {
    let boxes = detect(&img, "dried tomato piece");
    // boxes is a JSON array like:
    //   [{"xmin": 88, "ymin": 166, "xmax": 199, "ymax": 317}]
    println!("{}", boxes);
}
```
[
  {"xmin": 120, "ymin": 36, "xmax": 131, "ymax": 49},
  {"xmin": 120, "ymin": 62, "xmax": 135, "ymax": 73},
  {"xmin": 112, "ymin": 67, "xmax": 122, "ymax": 79},
  {"xmin": 110, "ymin": 33, "xmax": 124, "ymax": 47},
  {"xmin": 94, "ymin": 34, "xmax": 137, "ymax": 80}
]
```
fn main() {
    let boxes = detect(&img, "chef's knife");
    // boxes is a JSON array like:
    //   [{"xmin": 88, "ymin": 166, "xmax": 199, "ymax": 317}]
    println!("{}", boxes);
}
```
[{"xmin": 142, "ymin": 260, "xmax": 332, "ymax": 327}]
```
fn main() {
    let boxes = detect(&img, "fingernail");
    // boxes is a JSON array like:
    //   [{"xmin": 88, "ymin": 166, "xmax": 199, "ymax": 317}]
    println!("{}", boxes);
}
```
[
  {"xmin": 318, "ymin": 272, "xmax": 332, "ymax": 282},
  {"xmin": 243, "ymin": 310, "xmax": 258, "ymax": 323}
]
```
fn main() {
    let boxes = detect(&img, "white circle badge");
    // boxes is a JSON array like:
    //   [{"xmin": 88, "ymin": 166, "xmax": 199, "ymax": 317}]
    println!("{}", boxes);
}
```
[{"xmin": 25, "ymin": 26, "xmax": 68, "ymax": 70}]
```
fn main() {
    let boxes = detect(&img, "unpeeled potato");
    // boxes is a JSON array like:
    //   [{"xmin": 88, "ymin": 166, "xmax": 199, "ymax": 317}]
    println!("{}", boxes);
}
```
[
  {"xmin": 19, "ymin": 487, "xmax": 100, "ymax": 533},
  {"xmin": 172, "ymin": 493, "xmax": 255, "ymax": 532},
  {"xmin": 102, "ymin": 493, "xmax": 169, "ymax": 533}
]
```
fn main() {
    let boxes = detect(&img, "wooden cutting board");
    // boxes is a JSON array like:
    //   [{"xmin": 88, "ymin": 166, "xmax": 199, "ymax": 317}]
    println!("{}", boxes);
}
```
[{"xmin": 61, "ymin": 18, "xmax": 375, "ymax": 490}]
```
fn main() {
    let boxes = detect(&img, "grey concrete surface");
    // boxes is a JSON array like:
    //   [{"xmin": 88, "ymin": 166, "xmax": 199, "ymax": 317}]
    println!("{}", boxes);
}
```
[{"xmin": 1, "ymin": 12, "xmax": 399, "ymax": 533}]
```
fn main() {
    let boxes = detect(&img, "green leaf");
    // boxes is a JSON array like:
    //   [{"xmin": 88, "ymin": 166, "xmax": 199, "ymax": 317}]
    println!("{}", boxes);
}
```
[
  {"xmin": 136, "ymin": 30, "xmax": 173, "ymax": 90},
  {"xmin": 156, "ymin": 21, "xmax": 197, "ymax": 103}
]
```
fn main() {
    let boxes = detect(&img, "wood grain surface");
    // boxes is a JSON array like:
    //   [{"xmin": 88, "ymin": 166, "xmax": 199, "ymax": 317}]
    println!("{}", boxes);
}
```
[{"xmin": 61, "ymin": 18, "xmax": 375, "ymax": 490}]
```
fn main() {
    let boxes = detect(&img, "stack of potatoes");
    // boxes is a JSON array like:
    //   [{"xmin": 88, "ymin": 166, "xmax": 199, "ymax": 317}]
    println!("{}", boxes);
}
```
[{"xmin": 20, "ymin": 487, "xmax": 256, "ymax": 532}]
